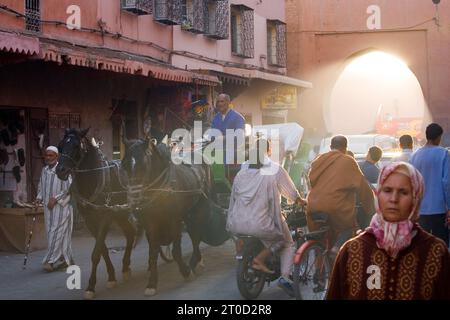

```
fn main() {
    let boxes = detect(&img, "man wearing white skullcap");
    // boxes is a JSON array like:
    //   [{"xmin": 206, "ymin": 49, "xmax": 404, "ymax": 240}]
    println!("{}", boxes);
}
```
[
  {"xmin": 35, "ymin": 145, "xmax": 74, "ymax": 272},
  {"xmin": 46, "ymin": 146, "xmax": 59, "ymax": 154}
]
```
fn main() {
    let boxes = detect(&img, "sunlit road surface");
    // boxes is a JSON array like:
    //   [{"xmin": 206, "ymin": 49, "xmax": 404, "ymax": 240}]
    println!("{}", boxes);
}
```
[{"xmin": 0, "ymin": 229, "xmax": 292, "ymax": 300}]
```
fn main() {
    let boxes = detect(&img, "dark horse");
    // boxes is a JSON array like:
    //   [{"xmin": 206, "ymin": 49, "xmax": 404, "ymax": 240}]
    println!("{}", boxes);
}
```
[
  {"xmin": 56, "ymin": 128, "xmax": 136, "ymax": 299},
  {"xmin": 122, "ymin": 136, "xmax": 227, "ymax": 296}
]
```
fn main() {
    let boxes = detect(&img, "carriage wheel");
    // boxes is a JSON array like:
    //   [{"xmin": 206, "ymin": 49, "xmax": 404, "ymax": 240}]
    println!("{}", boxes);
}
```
[{"xmin": 159, "ymin": 245, "xmax": 174, "ymax": 263}]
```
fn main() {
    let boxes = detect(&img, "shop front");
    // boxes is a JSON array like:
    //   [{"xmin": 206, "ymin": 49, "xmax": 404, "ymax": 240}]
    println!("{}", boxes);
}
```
[
  {"xmin": 0, "ymin": 36, "xmax": 219, "ymax": 252},
  {"xmin": 0, "ymin": 107, "xmax": 47, "ymax": 252}
]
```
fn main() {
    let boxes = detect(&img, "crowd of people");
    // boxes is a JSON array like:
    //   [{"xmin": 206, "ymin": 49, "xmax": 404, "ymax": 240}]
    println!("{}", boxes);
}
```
[
  {"xmin": 228, "ymin": 121, "xmax": 450, "ymax": 300},
  {"xmin": 34, "ymin": 92, "xmax": 450, "ymax": 299}
]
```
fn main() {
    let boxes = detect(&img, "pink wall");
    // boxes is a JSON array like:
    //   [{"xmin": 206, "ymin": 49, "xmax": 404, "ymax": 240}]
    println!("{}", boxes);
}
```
[
  {"xmin": 286, "ymin": 0, "xmax": 450, "ymax": 136},
  {"xmin": 232, "ymin": 80, "xmax": 279, "ymax": 125},
  {"xmin": 172, "ymin": 0, "xmax": 286, "ymax": 74},
  {"xmin": 0, "ymin": 0, "xmax": 172, "ymax": 62},
  {"xmin": 1, "ymin": 1, "xmax": 286, "ymax": 73},
  {"xmin": 0, "ymin": 1, "xmax": 292, "ymax": 130},
  {"xmin": 97, "ymin": 0, "xmax": 172, "ymax": 63},
  {"xmin": 231, "ymin": 0, "xmax": 285, "ymax": 21}
]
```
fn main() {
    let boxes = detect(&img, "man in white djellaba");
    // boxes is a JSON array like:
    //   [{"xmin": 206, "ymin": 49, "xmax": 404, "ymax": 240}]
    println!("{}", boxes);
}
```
[
  {"xmin": 35, "ymin": 146, "xmax": 74, "ymax": 272},
  {"xmin": 227, "ymin": 138, "xmax": 307, "ymax": 297}
]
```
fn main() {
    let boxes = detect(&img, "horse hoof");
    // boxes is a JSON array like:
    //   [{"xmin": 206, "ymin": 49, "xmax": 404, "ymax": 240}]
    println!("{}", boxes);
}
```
[
  {"xmin": 106, "ymin": 281, "xmax": 117, "ymax": 289},
  {"xmin": 144, "ymin": 288, "xmax": 157, "ymax": 296},
  {"xmin": 192, "ymin": 267, "xmax": 202, "ymax": 276},
  {"xmin": 184, "ymin": 271, "xmax": 194, "ymax": 282},
  {"xmin": 123, "ymin": 271, "xmax": 131, "ymax": 282},
  {"xmin": 84, "ymin": 291, "xmax": 95, "ymax": 300}
]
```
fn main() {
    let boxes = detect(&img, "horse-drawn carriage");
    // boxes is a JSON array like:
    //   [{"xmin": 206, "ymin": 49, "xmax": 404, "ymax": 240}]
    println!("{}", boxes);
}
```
[{"xmin": 54, "ymin": 122, "xmax": 317, "ymax": 300}]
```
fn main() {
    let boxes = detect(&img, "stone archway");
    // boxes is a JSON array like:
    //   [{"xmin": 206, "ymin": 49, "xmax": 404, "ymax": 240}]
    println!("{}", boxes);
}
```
[
  {"xmin": 296, "ymin": 30, "xmax": 431, "ymax": 138},
  {"xmin": 324, "ymin": 49, "xmax": 430, "ymax": 135}
]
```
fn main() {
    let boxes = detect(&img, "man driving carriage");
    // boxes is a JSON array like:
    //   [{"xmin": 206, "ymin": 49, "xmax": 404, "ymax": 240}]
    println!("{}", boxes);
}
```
[
  {"xmin": 211, "ymin": 94, "xmax": 246, "ymax": 183},
  {"xmin": 226, "ymin": 138, "xmax": 307, "ymax": 297}
]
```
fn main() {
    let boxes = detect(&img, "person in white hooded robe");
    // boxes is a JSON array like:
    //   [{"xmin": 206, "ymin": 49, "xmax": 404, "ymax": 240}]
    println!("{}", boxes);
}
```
[{"xmin": 227, "ymin": 138, "xmax": 306, "ymax": 295}]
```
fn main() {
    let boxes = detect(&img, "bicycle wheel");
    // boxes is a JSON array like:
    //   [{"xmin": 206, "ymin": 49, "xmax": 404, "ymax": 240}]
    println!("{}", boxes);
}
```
[
  {"xmin": 293, "ymin": 242, "xmax": 331, "ymax": 300},
  {"xmin": 236, "ymin": 253, "xmax": 266, "ymax": 300}
]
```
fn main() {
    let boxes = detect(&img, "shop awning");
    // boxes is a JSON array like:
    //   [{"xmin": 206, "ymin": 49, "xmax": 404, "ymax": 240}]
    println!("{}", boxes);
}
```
[
  {"xmin": 208, "ymin": 71, "xmax": 251, "ymax": 86},
  {"xmin": 251, "ymin": 70, "xmax": 313, "ymax": 88},
  {"xmin": 0, "ymin": 31, "xmax": 39, "ymax": 55},
  {"xmin": 223, "ymin": 67, "xmax": 312, "ymax": 89},
  {"xmin": 39, "ymin": 39, "xmax": 220, "ymax": 86}
]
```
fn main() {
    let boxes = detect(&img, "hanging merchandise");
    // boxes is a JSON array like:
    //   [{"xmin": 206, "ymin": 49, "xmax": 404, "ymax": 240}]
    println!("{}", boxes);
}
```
[
  {"xmin": 17, "ymin": 148, "xmax": 25, "ymax": 167},
  {"xmin": 12, "ymin": 165, "xmax": 21, "ymax": 183},
  {"xmin": 15, "ymin": 117, "xmax": 25, "ymax": 134},
  {"xmin": 8, "ymin": 123, "xmax": 18, "ymax": 146},
  {"xmin": 38, "ymin": 134, "xmax": 44, "ymax": 150},
  {"xmin": 0, "ymin": 129, "xmax": 10, "ymax": 146},
  {"xmin": 0, "ymin": 149, "xmax": 8, "ymax": 166}
]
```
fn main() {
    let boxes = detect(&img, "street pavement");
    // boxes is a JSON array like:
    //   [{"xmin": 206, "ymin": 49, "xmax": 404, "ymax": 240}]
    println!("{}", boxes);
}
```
[{"xmin": 0, "ymin": 227, "xmax": 290, "ymax": 300}]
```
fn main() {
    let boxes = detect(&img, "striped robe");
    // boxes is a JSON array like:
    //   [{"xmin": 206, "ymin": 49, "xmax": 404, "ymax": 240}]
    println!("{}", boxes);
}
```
[{"xmin": 36, "ymin": 163, "xmax": 74, "ymax": 265}]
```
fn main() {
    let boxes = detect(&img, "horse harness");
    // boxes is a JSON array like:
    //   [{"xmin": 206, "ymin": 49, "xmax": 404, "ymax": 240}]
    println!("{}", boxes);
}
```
[{"xmin": 69, "ymin": 138, "xmax": 208, "ymax": 212}]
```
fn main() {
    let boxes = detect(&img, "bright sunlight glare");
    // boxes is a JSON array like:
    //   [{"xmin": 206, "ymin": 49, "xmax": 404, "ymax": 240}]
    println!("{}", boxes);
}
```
[{"xmin": 327, "ymin": 51, "xmax": 430, "ymax": 136}]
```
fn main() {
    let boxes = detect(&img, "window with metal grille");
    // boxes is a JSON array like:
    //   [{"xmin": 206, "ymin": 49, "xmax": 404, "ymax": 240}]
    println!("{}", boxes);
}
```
[
  {"xmin": 267, "ymin": 21, "xmax": 277, "ymax": 65},
  {"xmin": 231, "ymin": 8, "xmax": 242, "ymax": 54},
  {"xmin": 205, "ymin": 0, "xmax": 229, "ymax": 40},
  {"xmin": 121, "ymin": 0, "xmax": 153, "ymax": 15},
  {"xmin": 181, "ymin": 0, "xmax": 195, "ymax": 30},
  {"xmin": 267, "ymin": 20, "xmax": 286, "ymax": 67},
  {"xmin": 181, "ymin": 0, "xmax": 208, "ymax": 34},
  {"xmin": 207, "ymin": 1, "xmax": 216, "ymax": 34},
  {"xmin": 154, "ymin": 0, "xmax": 183, "ymax": 25},
  {"xmin": 25, "ymin": 0, "xmax": 41, "ymax": 32},
  {"xmin": 231, "ymin": 5, "xmax": 253, "ymax": 58}
]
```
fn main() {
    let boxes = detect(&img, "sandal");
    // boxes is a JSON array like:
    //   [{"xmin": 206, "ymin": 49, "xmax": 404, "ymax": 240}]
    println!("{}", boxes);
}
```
[
  {"xmin": 43, "ymin": 263, "xmax": 54, "ymax": 272},
  {"xmin": 54, "ymin": 261, "xmax": 69, "ymax": 271},
  {"xmin": 252, "ymin": 260, "xmax": 275, "ymax": 274}
]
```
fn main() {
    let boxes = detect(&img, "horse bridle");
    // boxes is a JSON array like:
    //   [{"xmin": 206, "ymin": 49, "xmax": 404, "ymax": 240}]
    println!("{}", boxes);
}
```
[
  {"xmin": 60, "ymin": 152, "xmax": 83, "ymax": 169},
  {"xmin": 127, "ymin": 140, "xmax": 154, "ymax": 185},
  {"xmin": 59, "ymin": 135, "xmax": 88, "ymax": 173}
]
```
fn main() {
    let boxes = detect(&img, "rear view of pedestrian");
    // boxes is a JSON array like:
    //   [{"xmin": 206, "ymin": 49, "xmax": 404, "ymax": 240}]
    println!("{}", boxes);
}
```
[{"xmin": 410, "ymin": 123, "xmax": 450, "ymax": 246}]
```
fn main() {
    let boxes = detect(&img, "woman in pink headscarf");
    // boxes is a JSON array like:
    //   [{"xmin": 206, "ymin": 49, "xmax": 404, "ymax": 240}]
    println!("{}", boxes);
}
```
[{"xmin": 327, "ymin": 162, "xmax": 450, "ymax": 300}]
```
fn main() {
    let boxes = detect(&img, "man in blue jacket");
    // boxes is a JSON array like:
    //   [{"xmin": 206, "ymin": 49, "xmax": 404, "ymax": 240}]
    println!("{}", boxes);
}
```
[
  {"xmin": 211, "ymin": 93, "xmax": 245, "ymax": 180},
  {"xmin": 410, "ymin": 123, "xmax": 450, "ymax": 246},
  {"xmin": 211, "ymin": 93, "xmax": 245, "ymax": 135}
]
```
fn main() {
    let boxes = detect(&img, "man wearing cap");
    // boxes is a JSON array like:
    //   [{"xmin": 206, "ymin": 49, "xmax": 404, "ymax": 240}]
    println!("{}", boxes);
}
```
[{"xmin": 35, "ymin": 146, "xmax": 74, "ymax": 272}]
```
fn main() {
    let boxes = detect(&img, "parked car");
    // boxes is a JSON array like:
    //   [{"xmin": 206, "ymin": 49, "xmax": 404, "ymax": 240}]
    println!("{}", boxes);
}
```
[{"xmin": 319, "ymin": 134, "xmax": 398, "ymax": 158}]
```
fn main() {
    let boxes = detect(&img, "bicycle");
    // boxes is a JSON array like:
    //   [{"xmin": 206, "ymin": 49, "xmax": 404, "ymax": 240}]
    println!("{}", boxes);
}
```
[{"xmin": 292, "ymin": 212, "xmax": 333, "ymax": 300}]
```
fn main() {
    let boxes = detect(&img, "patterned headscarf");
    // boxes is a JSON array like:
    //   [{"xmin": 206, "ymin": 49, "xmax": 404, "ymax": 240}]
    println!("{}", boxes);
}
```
[
  {"xmin": 374, "ymin": 161, "xmax": 424, "ymax": 221},
  {"xmin": 367, "ymin": 162, "xmax": 424, "ymax": 258}
]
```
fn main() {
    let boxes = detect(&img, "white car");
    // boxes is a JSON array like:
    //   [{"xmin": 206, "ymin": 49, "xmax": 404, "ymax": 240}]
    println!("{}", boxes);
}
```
[{"xmin": 319, "ymin": 134, "xmax": 397, "ymax": 158}]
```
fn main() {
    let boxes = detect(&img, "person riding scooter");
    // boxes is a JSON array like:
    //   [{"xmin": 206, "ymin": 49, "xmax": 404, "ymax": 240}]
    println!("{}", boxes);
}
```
[{"xmin": 226, "ymin": 138, "xmax": 307, "ymax": 296}]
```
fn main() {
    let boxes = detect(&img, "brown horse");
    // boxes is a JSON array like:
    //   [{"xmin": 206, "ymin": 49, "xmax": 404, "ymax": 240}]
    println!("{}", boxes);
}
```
[
  {"xmin": 56, "ymin": 128, "xmax": 136, "ymax": 299},
  {"xmin": 121, "ymin": 137, "xmax": 228, "ymax": 296}
]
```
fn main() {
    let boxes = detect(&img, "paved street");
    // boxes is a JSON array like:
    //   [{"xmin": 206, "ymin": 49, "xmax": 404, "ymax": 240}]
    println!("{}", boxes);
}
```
[{"xmin": 0, "ymin": 228, "xmax": 291, "ymax": 300}]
